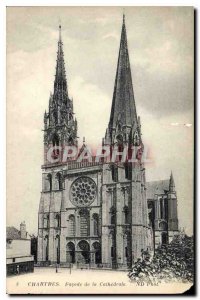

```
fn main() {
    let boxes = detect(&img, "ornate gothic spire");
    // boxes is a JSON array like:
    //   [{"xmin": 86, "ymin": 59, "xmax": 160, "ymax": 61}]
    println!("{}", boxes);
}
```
[
  {"xmin": 108, "ymin": 14, "xmax": 137, "ymax": 131},
  {"xmin": 44, "ymin": 25, "xmax": 78, "ymax": 149},
  {"xmin": 54, "ymin": 25, "xmax": 68, "ymax": 96}
]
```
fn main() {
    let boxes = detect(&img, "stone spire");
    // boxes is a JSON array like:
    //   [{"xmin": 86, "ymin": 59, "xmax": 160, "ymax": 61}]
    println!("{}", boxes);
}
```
[
  {"xmin": 54, "ymin": 25, "xmax": 68, "ymax": 96},
  {"xmin": 108, "ymin": 14, "xmax": 137, "ymax": 132},
  {"xmin": 169, "ymin": 171, "xmax": 175, "ymax": 192},
  {"xmin": 43, "ymin": 25, "xmax": 78, "ymax": 155}
]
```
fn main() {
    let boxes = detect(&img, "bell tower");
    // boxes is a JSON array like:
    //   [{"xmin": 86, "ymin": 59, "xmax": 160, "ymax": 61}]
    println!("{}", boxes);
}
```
[
  {"xmin": 102, "ymin": 15, "xmax": 150, "ymax": 265},
  {"xmin": 43, "ymin": 25, "xmax": 78, "ymax": 164}
]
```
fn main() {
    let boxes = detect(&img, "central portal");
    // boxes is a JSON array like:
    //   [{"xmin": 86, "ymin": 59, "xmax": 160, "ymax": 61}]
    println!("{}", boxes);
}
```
[{"xmin": 77, "ymin": 240, "xmax": 90, "ymax": 264}]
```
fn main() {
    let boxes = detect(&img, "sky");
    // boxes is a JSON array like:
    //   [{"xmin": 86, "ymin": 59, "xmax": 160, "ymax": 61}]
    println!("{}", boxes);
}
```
[{"xmin": 7, "ymin": 6, "xmax": 194, "ymax": 235}]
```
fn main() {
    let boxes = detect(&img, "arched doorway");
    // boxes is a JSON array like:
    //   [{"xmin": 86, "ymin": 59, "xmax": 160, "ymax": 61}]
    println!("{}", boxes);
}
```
[
  {"xmin": 66, "ymin": 242, "xmax": 75, "ymax": 263},
  {"xmin": 92, "ymin": 242, "xmax": 101, "ymax": 264},
  {"xmin": 77, "ymin": 240, "xmax": 90, "ymax": 264}
]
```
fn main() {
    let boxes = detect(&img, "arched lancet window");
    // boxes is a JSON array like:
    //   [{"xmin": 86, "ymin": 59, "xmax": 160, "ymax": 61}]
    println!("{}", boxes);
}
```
[
  {"xmin": 123, "ymin": 206, "xmax": 129, "ymax": 224},
  {"xmin": 93, "ymin": 213, "xmax": 99, "ymax": 236},
  {"xmin": 79, "ymin": 209, "xmax": 90, "ymax": 237},
  {"xmin": 124, "ymin": 162, "xmax": 132, "ymax": 180},
  {"xmin": 44, "ymin": 214, "xmax": 49, "ymax": 228},
  {"xmin": 111, "ymin": 164, "xmax": 118, "ymax": 182},
  {"xmin": 56, "ymin": 172, "xmax": 62, "ymax": 190},
  {"xmin": 47, "ymin": 174, "xmax": 52, "ymax": 191},
  {"xmin": 55, "ymin": 214, "xmax": 61, "ymax": 228},
  {"xmin": 160, "ymin": 198, "xmax": 168, "ymax": 219},
  {"xmin": 68, "ymin": 215, "xmax": 75, "ymax": 236},
  {"xmin": 110, "ymin": 206, "xmax": 116, "ymax": 225},
  {"xmin": 116, "ymin": 134, "xmax": 124, "ymax": 162},
  {"xmin": 52, "ymin": 134, "xmax": 60, "ymax": 158}
]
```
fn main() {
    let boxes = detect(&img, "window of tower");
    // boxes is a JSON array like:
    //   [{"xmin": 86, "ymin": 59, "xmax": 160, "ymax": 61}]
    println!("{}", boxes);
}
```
[
  {"xmin": 110, "ymin": 207, "xmax": 116, "ymax": 225},
  {"xmin": 47, "ymin": 174, "xmax": 52, "ymax": 191},
  {"xmin": 111, "ymin": 164, "xmax": 118, "ymax": 182},
  {"xmin": 52, "ymin": 134, "xmax": 60, "ymax": 158},
  {"xmin": 56, "ymin": 172, "xmax": 62, "ymax": 190},
  {"xmin": 55, "ymin": 214, "xmax": 61, "ymax": 228},
  {"xmin": 124, "ymin": 163, "xmax": 132, "ymax": 180},
  {"xmin": 116, "ymin": 135, "xmax": 124, "ymax": 162},
  {"xmin": 44, "ymin": 214, "xmax": 49, "ymax": 228},
  {"xmin": 123, "ymin": 206, "xmax": 129, "ymax": 224}
]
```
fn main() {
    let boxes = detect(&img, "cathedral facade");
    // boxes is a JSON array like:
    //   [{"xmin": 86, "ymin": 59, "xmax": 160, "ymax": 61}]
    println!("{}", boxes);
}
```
[{"xmin": 37, "ymin": 17, "xmax": 179, "ymax": 269}]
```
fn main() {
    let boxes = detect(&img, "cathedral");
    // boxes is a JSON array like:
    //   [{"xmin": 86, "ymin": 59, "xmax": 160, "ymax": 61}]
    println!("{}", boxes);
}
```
[{"xmin": 37, "ymin": 16, "xmax": 179, "ymax": 269}]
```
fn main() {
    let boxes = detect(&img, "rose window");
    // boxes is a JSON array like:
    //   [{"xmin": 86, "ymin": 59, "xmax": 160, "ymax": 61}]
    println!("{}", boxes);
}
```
[{"xmin": 70, "ymin": 177, "xmax": 96, "ymax": 207}]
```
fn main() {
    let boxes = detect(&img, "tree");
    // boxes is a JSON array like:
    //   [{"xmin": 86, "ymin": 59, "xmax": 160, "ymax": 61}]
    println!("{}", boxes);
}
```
[{"xmin": 128, "ymin": 234, "xmax": 194, "ymax": 283}]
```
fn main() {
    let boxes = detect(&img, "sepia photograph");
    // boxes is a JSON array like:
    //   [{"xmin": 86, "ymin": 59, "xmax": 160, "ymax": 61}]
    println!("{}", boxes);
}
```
[{"xmin": 6, "ymin": 6, "xmax": 194, "ymax": 294}]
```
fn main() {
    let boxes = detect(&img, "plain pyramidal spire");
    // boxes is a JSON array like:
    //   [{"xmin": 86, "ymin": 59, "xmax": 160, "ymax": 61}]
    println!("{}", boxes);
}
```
[{"xmin": 108, "ymin": 13, "xmax": 137, "ymax": 130}]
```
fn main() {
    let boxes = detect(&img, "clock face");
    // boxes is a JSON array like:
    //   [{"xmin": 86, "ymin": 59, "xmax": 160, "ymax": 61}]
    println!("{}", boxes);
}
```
[{"xmin": 70, "ymin": 177, "xmax": 97, "ymax": 207}]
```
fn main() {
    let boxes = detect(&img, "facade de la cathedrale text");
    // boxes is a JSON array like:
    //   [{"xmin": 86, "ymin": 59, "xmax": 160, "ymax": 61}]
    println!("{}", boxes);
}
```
[{"xmin": 37, "ymin": 15, "xmax": 179, "ymax": 270}]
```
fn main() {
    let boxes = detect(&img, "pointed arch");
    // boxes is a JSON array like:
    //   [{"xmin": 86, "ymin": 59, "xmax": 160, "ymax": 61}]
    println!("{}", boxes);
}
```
[
  {"xmin": 55, "ymin": 172, "xmax": 62, "ymax": 190},
  {"xmin": 66, "ymin": 242, "xmax": 75, "ymax": 263},
  {"xmin": 55, "ymin": 214, "xmax": 61, "ymax": 228},
  {"xmin": 44, "ymin": 214, "xmax": 49, "ymax": 228},
  {"xmin": 123, "ymin": 205, "xmax": 129, "ymax": 224},
  {"xmin": 52, "ymin": 133, "xmax": 60, "ymax": 158},
  {"xmin": 110, "ymin": 206, "xmax": 116, "ymax": 225},
  {"xmin": 79, "ymin": 209, "xmax": 90, "ymax": 237},
  {"xmin": 47, "ymin": 174, "xmax": 52, "ymax": 191},
  {"xmin": 93, "ymin": 213, "xmax": 99, "ymax": 236},
  {"xmin": 68, "ymin": 214, "xmax": 75, "ymax": 236}
]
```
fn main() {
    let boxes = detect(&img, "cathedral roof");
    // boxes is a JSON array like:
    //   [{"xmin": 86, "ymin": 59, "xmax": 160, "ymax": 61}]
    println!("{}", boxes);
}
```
[
  {"xmin": 6, "ymin": 226, "xmax": 21, "ymax": 240},
  {"xmin": 109, "ymin": 14, "xmax": 137, "ymax": 130},
  {"xmin": 146, "ymin": 179, "xmax": 170, "ymax": 199}
]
